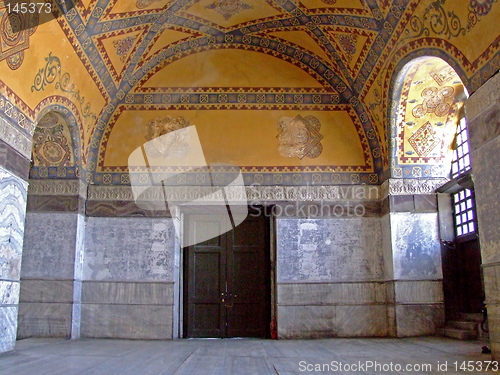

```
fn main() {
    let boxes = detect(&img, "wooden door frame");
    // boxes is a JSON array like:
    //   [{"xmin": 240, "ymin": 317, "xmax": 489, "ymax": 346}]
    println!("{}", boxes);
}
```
[{"xmin": 176, "ymin": 205, "xmax": 276, "ymax": 339}]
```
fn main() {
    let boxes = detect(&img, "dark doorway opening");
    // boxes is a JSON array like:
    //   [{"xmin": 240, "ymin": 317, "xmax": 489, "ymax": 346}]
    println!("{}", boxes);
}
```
[{"xmin": 183, "ymin": 209, "xmax": 271, "ymax": 338}]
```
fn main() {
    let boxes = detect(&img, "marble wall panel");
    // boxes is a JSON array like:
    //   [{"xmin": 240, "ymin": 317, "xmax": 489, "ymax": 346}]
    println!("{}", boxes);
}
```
[
  {"xmin": 277, "ymin": 218, "xmax": 385, "ymax": 283},
  {"xmin": 0, "ymin": 168, "xmax": 27, "ymax": 281},
  {"xmin": 0, "ymin": 280, "xmax": 20, "ymax": 305},
  {"xmin": 21, "ymin": 213, "xmax": 78, "ymax": 279},
  {"xmin": 82, "ymin": 282, "xmax": 174, "ymax": 305},
  {"xmin": 471, "ymin": 135, "xmax": 500, "ymax": 265},
  {"xmin": 83, "ymin": 217, "xmax": 175, "ymax": 282},
  {"xmin": 487, "ymin": 304, "xmax": 500, "ymax": 361},
  {"xmin": 17, "ymin": 302, "xmax": 72, "ymax": 339},
  {"xmin": 483, "ymin": 264, "xmax": 500, "ymax": 305},
  {"xmin": 336, "ymin": 305, "xmax": 388, "ymax": 337},
  {"xmin": 390, "ymin": 213, "xmax": 442, "ymax": 280},
  {"xmin": 80, "ymin": 304, "xmax": 173, "ymax": 339},
  {"xmin": 0, "ymin": 168, "xmax": 27, "ymax": 353},
  {"xmin": 19, "ymin": 279, "xmax": 74, "ymax": 303},
  {"xmin": 277, "ymin": 282, "xmax": 387, "ymax": 305},
  {"xmin": 394, "ymin": 280, "xmax": 443, "ymax": 304},
  {"xmin": 0, "ymin": 306, "xmax": 17, "ymax": 352},
  {"xmin": 395, "ymin": 304, "xmax": 444, "ymax": 337},
  {"xmin": 277, "ymin": 305, "xmax": 336, "ymax": 339}
]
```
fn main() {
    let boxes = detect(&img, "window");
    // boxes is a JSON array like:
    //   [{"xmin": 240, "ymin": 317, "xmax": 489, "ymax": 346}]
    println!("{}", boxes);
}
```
[
  {"xmin": 450, "ymin": 116, "xmax": 477, "ymax": 238},
  {"xmin": 451, "ymin": 116, "xmax": 471, "ymax": 178},
  {"xmin": 453, "ymin": 189, "xmax": 476, "ymax": 237}
]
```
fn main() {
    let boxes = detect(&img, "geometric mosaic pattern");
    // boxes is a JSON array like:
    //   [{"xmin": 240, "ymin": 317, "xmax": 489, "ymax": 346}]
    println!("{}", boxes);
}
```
[{"xmin": 408, "ymin": 121, "xmax": 441, "ymax": 157}]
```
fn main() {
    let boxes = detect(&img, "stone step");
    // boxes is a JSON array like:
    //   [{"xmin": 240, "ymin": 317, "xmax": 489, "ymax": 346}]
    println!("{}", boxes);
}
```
[
  {"xmin": 458, "ymin": 313, "xmax": 484, "ymax": 322},
  {"xmin": 447, "ymin": 320, "xmax": 478, "ymax": 331},
  {"xmin": 437, "ymin": 327, "xmax": 478, "ymax": 341}
]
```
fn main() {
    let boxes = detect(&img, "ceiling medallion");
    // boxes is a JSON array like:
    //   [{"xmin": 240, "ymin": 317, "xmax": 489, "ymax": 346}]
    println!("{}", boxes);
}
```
[
  {"xmin": 205, "ymin": 0, "xmax": 253, "ymax": 20},
  {"xmin": 277, "ymin": 115, "xmax": 324, "ymax": 160},
  {"xmin": 136, "ymin": 0, "xmax": 162, "ymax": 9},
  {"xmin": 412, "ymin": 86, "xmax": 454, "ymax": 118}
]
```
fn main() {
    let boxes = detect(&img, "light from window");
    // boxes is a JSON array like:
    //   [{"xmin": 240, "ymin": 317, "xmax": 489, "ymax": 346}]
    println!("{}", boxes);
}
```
[
  {"xmin": 453, "ymin": 189, "xmax": 476, "ymax": 237},
  {"xmin": 451, "ymin": 116, "xmax": 471, "ymax": 178}
]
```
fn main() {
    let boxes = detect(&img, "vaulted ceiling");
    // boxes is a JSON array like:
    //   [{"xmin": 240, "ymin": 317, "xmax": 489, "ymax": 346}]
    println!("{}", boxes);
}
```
[{"xmin": 1, "ymin": 0, "xmax": 499, "ymax": 185}]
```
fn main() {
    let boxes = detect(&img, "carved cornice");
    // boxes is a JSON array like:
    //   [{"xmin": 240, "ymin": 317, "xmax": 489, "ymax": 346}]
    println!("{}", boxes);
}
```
[
  {"xmin": 384, "ymin": 178, "xmax": 448, "ymax": 196},
  {"xmin": 88, "ymin": 184, "xmax": 383, "ymax": 203},
  {"xmin": 28, "ymin": 179, "xmax": 87, "ymax": 197},
  {"xmin": 0, "ymin": 117, "xmax": 32, "ymax": 160}
]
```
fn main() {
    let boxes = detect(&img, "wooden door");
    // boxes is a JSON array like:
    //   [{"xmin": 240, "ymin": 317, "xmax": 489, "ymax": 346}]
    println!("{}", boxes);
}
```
[{"xmin": 184, "ymin": 212, "xmax": 270, "ymax": 338}]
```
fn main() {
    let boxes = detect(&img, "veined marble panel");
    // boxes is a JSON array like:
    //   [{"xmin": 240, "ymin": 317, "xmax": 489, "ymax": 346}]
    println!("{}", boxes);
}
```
[
  {"xmin": 0, "ymin": 280, "xmax": 20, "ymax": 305},
  {"xmin": 277, "ymin": 282, "xmax": 387, "ymax": 305},
  {"xmin": 336, "ymin": 305, "xmax": 388, "ymax": 337},
  {"xmin": 82, "ymin": 282, "xmax": 174, "ymax": 305},
  {"xmin": 27, "ymin": 195, "xmax": 84, "ymax": 213},
  {"xmin": 394, "ymin": 280, "xmax": 443, "ymax": 304},
  {"xmin": 395, "ymin": 304, "xmax": 444, "ymax": 337},
  {"xmin": 17, "ymin": 302, "xmax": 72, "ymax": 338},
  {"xmin": 277, "ymin": 304, "xmax": 389, "ymax": 339},
  {"xmin": 21, "ymin": 212, "xmax": 79, "ymax": 279},
  {"xmin": 390, "ymin": 213, "xmax": 442, "ymax": 280},
  {"xmin": 83, "ymin": 217, "xmax": 175, "ymax": 282},
  {"xmin": 483, "ymin": 263, "xmax": 500, "ymax": 305},
  {"xmin": 487, "ymin": 304, "xmax": 500, "ymax": 361},
  {"xmin": 0, "ymin": 306, "xmax": 17, "ymax": 352},
  {"xmin": 81, "ymin": 304, "xmax": 173, "ymax": 339},
  {"xmin": 0, "ymin": 168, "xmax": 28, "ymax": 281},
  {"xmin": 277, "ymin": 305, "xmax": 336, "ymax": 339},
  {"xmin": 277, "ymin": 218, "xmax": 384, "ymax": 282},
  {"xmin": 19, "ymin": 279, "xmax": 74, "ymax": 303}
]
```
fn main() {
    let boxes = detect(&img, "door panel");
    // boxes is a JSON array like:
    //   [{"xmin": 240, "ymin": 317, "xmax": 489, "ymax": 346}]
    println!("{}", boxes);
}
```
[{"xmin": 184, "ymin": 212, "xmax": 270, "ymax": 338}]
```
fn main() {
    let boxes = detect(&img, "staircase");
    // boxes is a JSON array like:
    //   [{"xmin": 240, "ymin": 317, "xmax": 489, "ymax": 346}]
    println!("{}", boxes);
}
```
[{"xmin": 438, "ymin": 313, "xmax": 488, "ymax": 340}]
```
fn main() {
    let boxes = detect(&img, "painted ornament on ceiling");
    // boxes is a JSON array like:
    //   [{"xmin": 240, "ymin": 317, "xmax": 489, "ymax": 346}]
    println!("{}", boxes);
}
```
[
  {"xmin": 205, "ymin": 0, "xmax": 253, "ymax": 20},
  {"xmin": 0, "ymin": 7, "xmax": 38, "ymax": 70},
  {"xmin": 277, "ymin": 115, "xmax": 323, "ymax": 159},
  {"xmin": 408, "ymin": 121, "xmax": 441, "ymax": 157},
  {"xmin": 469, "ymin": 0, "xmax": 496, "ymax": 16},
  {"xmin": 113, "ymin": 36, "xmax": 136, "ymax": 63},
  {"xmin": 33, "ymin": 112, "xmax": 72, "ymax": 166},
  {"xmin": 412, "ymin": 86, "xmax": 454, "ymax": 118},
  {"xmin": 136, "ymin": 0, "xmax": 163, "ymax": 9}
]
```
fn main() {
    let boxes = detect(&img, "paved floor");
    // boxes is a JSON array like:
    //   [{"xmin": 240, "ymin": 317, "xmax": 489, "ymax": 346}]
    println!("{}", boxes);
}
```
[{"xmin": 0, "ymin": 337, "xmax": 497, "ymax": 374}]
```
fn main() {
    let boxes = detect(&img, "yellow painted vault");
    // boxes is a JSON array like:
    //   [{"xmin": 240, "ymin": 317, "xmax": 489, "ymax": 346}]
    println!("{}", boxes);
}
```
[{"xmin": 0, "ymin": 0, "xmax": 499, "ymax": 185}]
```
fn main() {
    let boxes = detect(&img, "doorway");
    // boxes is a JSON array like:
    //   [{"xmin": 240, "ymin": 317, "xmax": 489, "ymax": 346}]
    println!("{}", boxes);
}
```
[{"xmin": 183, "ymin": 211, "xmax": 271, "ymax": 338}]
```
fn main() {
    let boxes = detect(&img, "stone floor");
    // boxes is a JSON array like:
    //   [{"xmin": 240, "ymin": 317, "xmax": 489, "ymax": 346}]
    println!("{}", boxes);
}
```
[{"xmin": 0, "ymin": 337, "xmax": 497, "ymax": 374}]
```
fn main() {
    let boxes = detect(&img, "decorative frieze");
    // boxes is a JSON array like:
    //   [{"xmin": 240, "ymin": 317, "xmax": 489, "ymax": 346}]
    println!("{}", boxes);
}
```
[
  {"xmin": 383, "ymin": 178, "xmax": 448, "ymax": 196},
  {"xmin": 0, "ymin": 117, "xmax": 32, "ymax": 160},
  {"xmin": 88, "ymin": 184, "xmax": 383, "ymax": 204},
  {"xmin": 28, "ymin": 179, "xmax": 87, "ymax": 198}
]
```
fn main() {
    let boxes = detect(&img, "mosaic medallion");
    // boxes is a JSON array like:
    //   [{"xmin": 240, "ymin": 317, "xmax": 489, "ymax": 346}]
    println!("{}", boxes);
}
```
[
  {"xmin": 469, "ymin": 0, "xmax": 495, "ymax": 16},
  {"xmin": 113, "ymin": 36, "xmax": 136, "ymax": 62},
  {"xmin": 412, "ymin": 86, "xmax": 454, "ymax": 118},
  {"xmin": 277, "ymin": 115, "xmax": 323, "ymax": 159},
  {"xmin": 205, "ymin": 0, "xmax": 253, "ymax": 20}
]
